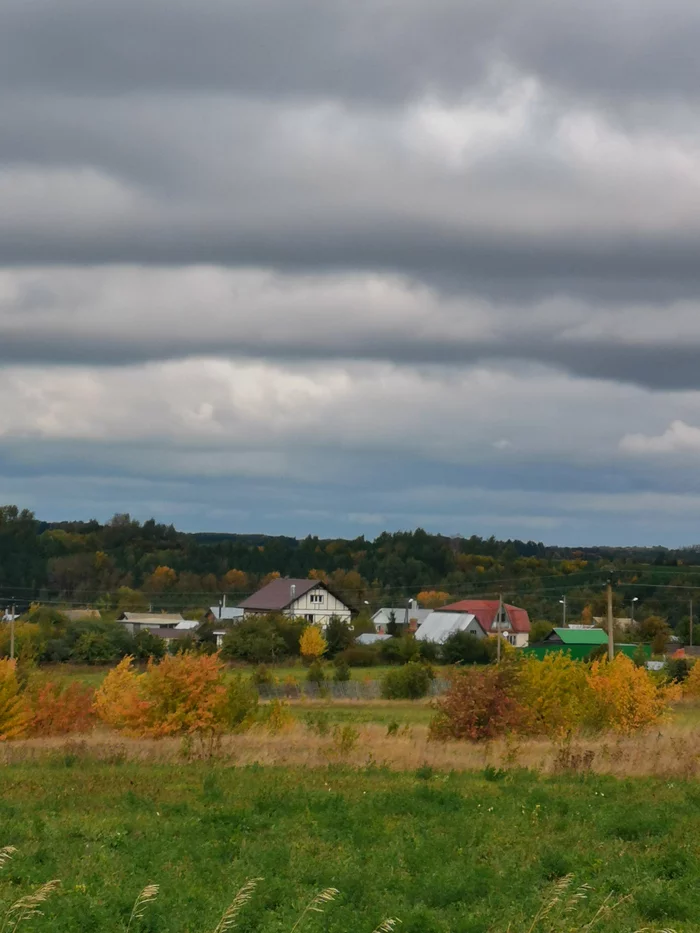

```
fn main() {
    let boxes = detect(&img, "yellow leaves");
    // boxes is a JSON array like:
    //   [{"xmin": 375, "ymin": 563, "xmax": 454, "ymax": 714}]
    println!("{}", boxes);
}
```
[
  {"xmin": 222, "ymin": 569, "xmax": 248, "ymax": 591},
  {"xmin": 587, "ymin": 654, "xmax": 674, "ymax": 735},
  {"xmin": 143, "ymin": 565, "xmax": 177, "ymax": 593},
  {"xmin": 516, "ymin": 653, "xmax": 595, "ymax": 737},
  {"xmin": 683, "ymin": 660, "xmax": 700, "ymax": 698},
  {"xmin": 0, "ymin": 660, "xmax": 29, "ymax": 740},
  {"xmin": 299, "ymin": 626, "xmax": 327, "ymax": 661},
  {"xmin": 513, "ymin": 653, "xmax": 674, "ymax": 737},
  {"xmin": 416, "ymin": 590, "xmax": 451, "ymax": 609}
]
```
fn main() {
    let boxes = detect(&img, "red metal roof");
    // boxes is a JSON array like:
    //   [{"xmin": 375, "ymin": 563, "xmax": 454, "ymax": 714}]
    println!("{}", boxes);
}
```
[{"xmin": 438, "ymin": 599, "xmax": 531, "ymax": 634}]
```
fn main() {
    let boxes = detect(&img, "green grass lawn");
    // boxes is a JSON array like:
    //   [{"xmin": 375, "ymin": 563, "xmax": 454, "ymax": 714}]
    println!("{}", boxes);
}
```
[{"xmin": 0, "ymin": 762, "xmax": 699, "ymax": 932}]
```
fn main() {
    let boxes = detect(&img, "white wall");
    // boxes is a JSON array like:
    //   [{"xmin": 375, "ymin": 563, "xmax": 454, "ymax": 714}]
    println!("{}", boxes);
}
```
[{"xmin": 290, "ymin": 585, "xmax": 351, "ymax": 626}]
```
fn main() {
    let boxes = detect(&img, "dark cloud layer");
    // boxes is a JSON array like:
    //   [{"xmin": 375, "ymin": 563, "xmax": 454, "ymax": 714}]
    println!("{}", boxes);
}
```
[
  {"xmin": 1, "ymin": 0, "xmax": 699, "ymax": 104},
  {"xmin": 2, "ymin": 0, "xmax": 700, "ymax": 542}
]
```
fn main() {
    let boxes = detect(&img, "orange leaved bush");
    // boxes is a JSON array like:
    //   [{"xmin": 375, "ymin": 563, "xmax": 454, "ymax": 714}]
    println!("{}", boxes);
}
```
[
  {"xmin": 27, "ymin": 681, "xmax": 97, "ymax": 737},
  {"xmin": 430, "ymin": 653, "xmax": 677, "ymax": 742},
  {"xmin": 430, "ymin": 665, "xmax": 525, "ymax": 741},
  {"xmin": 95, "ymin": 653, "xmax": 258, "ymax": 738},
  {"xmin": 587, "ymin": 654, "xmax": 679, "ymax": 734}
]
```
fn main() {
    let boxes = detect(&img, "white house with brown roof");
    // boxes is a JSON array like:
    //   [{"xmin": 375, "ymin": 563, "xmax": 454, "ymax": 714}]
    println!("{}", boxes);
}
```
[{"xmin": 238, "ymin": 578, "xmax": 351, "ymax": 627}]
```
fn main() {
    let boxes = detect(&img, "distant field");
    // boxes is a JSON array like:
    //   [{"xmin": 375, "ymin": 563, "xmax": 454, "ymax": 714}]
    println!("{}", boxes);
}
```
[{"xmin": 0, "ymin": 762, "xmax": 698, "ymax": 932}]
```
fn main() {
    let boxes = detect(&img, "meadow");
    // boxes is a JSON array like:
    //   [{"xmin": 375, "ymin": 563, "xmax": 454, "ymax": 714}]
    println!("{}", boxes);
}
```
[
  {"xmin": 4, "ymin": 659, "xmax": 700, "ymax": 932},
  {"xmin": 1, "ymin": 760, "xmax": 700, "ymax": 933}
]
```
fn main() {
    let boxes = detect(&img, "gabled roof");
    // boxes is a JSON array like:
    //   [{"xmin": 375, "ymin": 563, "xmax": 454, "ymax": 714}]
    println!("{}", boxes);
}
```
[
  {"xmin": 415, "ymin": 611, "xmax": 479, "ymax": 644},
  {"xmin": 356, "ymin": 633, "xmax": 392, "ymax": 645},
  {"xmin": 208, "ymin": 606, "xmax": 244, "ymax": 621},
  {"xmin": 372, "ymin": 607, "xmax": 432, "ymax": 627},
  {"xmin": 439, "ymin": 600, "xmax": 531, "ymax": 634},
  {"xmin": 120, "ymin": 612, "xmax": 184, "ymax": 623},
  {"xmin": 546, "ymin": 627, "xmax": 607, "ymax": 645},
  {"xmin": 238, "ymin": 578, "xmax": 321, "ymax": 611}
]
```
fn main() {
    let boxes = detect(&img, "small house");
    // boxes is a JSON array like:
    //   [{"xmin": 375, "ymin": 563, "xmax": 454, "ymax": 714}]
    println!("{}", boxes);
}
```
[
  {"xmin": 372, "ymin": 607, "xmax": 431, "ymax": 634},
  {"xmin": 415, "ymin": 611, "xmax": 483, "ymax": 644},
  {"xmin": 238, "ymin": 578, "xmax": 351, "ymax": 627},
  {"xmin": 119, "ymin": 612, "xmax": 185, "ymax": 634},
  {"xmin": 437, "ymin": 600, "xmax": 532, "ymax": 647}
]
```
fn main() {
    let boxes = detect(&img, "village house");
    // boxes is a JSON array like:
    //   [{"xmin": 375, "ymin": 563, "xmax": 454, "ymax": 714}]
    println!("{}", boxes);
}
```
[
  {"xmin": 238, "ymin": 578, "xmax": 352, "ymax": 627},
  {"xmin": 438, "ymin": 599, "xmax": 531, "ymax": 647},
  {"xmin": 118, "ymin": 611, "xmax": 186, "ymax": 634},
  {"xmin": 372, "ymin": 606, "xmax": 431, "ymax": 634},
  {"xmin": 204, "ymin": 596, "xmax": 244, "ymax": 624}
]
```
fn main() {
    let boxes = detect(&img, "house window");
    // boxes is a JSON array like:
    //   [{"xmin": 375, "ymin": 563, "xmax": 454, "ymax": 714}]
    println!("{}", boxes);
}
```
[
  {"xmin": 507, "ymin": 634, "xmax": 517, "ymax": 646},
  {"xmin": 309, "ymin": 593, "xmax": 324, "ymax": 604}
]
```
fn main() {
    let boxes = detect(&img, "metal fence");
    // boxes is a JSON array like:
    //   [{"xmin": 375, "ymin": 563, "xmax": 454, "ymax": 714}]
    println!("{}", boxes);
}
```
[{"xmin": 256, "ymin": 677, "xmax": 450, "ymax": 701}]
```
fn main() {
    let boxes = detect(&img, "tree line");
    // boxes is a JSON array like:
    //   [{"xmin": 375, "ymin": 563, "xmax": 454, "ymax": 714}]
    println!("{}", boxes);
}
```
[{"xmin": 2, "ymin": 504, "xmax": 700, "ymax": 634}]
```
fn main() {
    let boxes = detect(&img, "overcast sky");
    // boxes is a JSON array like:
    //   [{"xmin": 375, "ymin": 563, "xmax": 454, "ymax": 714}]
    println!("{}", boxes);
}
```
[{"xmin": 3, "ymin": 0, "xmax": 700, "ymax": 545}]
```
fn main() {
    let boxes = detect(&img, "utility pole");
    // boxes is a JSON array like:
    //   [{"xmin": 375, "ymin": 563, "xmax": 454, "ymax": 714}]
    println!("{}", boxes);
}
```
[
  {"xmin": 496, "ymin": 593, "xmax": 503, "ymax": 663},
  {"xmin": 9, "ymin": 599, "xmax": 15, "ymax": 661},
  {"xmin": 690, "ymin": 597, "xmax": 694, "ymax": 649},
  {"xmin": 606, "ymin": 580, "xmax": 614, "ymax": 661}
]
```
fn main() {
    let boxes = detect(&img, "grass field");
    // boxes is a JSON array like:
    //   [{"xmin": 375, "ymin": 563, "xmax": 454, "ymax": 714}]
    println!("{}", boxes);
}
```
[{"xmin": 0, "ymin": 762, "xmax": 698, "ymax": 932}]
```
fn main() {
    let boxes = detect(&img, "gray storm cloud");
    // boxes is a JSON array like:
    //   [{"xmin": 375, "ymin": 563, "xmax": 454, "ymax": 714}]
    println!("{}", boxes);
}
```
[{"xmin": 1, "ymin": 0, "xmax": 700, "ymax": 542}]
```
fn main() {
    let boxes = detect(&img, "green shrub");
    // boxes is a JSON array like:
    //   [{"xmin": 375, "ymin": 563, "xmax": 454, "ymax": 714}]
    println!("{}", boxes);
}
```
[
  {"xmin": 252, "ymin": 664, "xmax": 274, "ymax": 687},
  {"xmin": 440, "ymin": 631, "xmax": 494, "ymax": 665},
  {"xmin": 219, "ymin": 675, "xmax": 259, "ymax": 731},
  {"xmin": 306, "ymin": 661, "xmax": 326, "ymax": 685},
  {"xmin": 665, "ymin": 657, "xmax": 691, "ymax": 683},
  {"xmin": 381, "ymin": 662, "xmax": 433, "ymax": 699},
  {"xmin": 335, "ymin": 645, "xmax": 379, "ymax": 667},
  {"xmin": 333, "ymin": 660, "xmax": 351, "ymax": 682}
]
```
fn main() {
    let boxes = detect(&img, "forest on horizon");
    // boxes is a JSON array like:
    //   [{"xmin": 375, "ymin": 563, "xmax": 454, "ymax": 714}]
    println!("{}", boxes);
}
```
[{"xmin": 1, "ymin": 504, "xmax": 700, "ymax": 635}]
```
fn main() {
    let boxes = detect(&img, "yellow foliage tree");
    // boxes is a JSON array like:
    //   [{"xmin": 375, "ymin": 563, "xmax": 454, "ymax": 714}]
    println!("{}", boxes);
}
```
[
  {"xmin": 222, "ymin": 569, "xmax": 248, "ymax": 591},
  {"xmin": 416, "ymin": 590, "xmax": 451, "ymax": 609},
  {"xmin": 587, "ymin": 654, "xmax": 678, "ymax": 734},
  {"xmin": 515, "ymin": 653, "xmax": 596, "ymax": 736},
  {"xmin": 0, "ymin": 660, "xmax": 29, "ymax": 740},
  {"xmin": 260, "ymin": 571, "xmax": 281, "ymax": 588},
  {"xmin": 143, "ymin": 565, "xmax": 177, "ymax": 593},
  {"xmin": 93, "ymin": 656, "xmax": 147, "ymax": 733},
  {"xmin": 308, "ymin": 569, "xmax": 330, "ymax": 583},
  {"xmin": 299, "ymin": 625, "xmax": 327, "ymax": 662},
  {"xmin": 94, "ymin": 653, "xmax": 258, "ymax": 738}
]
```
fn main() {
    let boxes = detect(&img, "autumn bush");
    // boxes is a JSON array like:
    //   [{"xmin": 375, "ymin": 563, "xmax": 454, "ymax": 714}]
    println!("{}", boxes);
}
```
[
  {"xmin": 515, "ymin": 653, "xmax": 597, "ymax": 736},
  {"xmin": 430, "ymin": 665, "xmax": 526, "ymax": 741},
  {"xmin": 0, "ymin": 660, "xmax": 29, "ymax": 740},
  {"xmin": 381, "ymin": 661, "xmax": 434, "ymax": 699},
  {"xmin": 683, "ymin": 659, "xmax": 700, "ymax": 698},
  {"xmin": 587, "ymin": 654, "xmax": 679, "ymax": 734},
  {"xmin": 431, "ymin": 654, "xmax": 676, "ymax": 741},
  {"xmin": 94, "ymin": 653, "xmax": 258, "ymax": 738},
  {"xmin": 27, "ymin": 680, "xmax": 96, "ymax": 737}
]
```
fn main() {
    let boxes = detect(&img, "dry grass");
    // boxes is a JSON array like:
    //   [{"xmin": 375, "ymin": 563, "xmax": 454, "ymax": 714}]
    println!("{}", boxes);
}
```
[{"xmin": 2, "ymin": 716, "xmax": 700, "ymax": 777}]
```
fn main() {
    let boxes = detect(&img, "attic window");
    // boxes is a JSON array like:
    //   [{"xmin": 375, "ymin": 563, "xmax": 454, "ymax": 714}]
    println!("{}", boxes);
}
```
[{"xmin": 310, "ymin": 593, "xmax": 324, "ymax": 604}]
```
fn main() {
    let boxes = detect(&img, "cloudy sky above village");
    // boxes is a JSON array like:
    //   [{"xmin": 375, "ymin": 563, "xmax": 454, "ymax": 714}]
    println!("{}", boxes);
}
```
[{"xmin": 2, "ymin": 0, "xmax": 700, "ymax": 544}]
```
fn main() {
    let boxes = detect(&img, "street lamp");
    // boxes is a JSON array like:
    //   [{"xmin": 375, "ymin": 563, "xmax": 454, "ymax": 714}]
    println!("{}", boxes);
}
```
[
  {"xmin": 631, "ymin": 596, "xmax": 638, "ymax": 626},
  {"xmin": 559, "ymin": 595, "xmax": 567, "ymax": 627}
]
